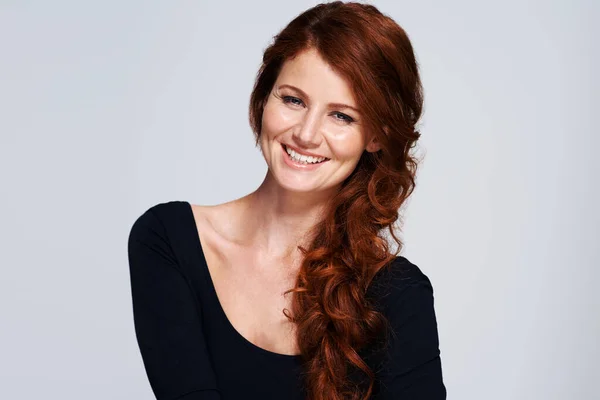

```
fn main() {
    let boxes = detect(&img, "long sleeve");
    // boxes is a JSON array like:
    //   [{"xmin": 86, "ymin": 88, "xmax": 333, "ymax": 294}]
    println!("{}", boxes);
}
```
[
  {"xmin": 127, "ymin": 207, "xmax": 221, "ymax": 400},
  {"xmin": 376, "ymin": 268, "xmax": 447, "ymax": 399}
]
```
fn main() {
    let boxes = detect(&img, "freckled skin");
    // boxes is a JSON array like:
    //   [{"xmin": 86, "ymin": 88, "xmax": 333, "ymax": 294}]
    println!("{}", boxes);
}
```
[{"xmin": 260, "ymin": 48, "xmax": 380, "ymax": 194}]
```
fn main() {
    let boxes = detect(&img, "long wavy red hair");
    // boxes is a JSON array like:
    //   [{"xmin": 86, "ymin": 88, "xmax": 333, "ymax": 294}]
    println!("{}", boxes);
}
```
[{"xmin": 248, "ymin": 2, "xmax": 424, "ymax": 399}]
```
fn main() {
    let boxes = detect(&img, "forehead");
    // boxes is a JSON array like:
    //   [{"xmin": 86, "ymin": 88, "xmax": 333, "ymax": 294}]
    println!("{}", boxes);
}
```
[{"xmin": 275, "ymin": 48, "xmax": 357, "ymax": 106}]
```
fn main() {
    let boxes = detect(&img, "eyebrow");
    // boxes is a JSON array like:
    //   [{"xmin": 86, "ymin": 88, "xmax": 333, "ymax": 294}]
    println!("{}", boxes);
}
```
[{"xmin": 277, "ymin": 84, "xmax": 361, "ymax": 115}]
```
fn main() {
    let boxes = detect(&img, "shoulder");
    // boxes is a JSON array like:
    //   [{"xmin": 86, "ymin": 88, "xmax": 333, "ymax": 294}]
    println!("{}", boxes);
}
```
[
  {"xmin": 132, "ymin": 200, "xmax": 189, "ymax": 224},
  {"xmin": 370, "ymin": 255, "xmax": 434, "ymax": 294},
  {"xmin": 368, "ymin": 255, "xmax": 437, "ymax": 317},
  {"xmin": 127, "ymin": 200, "xmax": 199, "ymax": 272},
  {"xmin": 128, "ymin": 200, "xmax": 190, "ymax": 244},
  {"xmin": 365, "ymin": 257, "xmax": 446, "ymax": 396}
]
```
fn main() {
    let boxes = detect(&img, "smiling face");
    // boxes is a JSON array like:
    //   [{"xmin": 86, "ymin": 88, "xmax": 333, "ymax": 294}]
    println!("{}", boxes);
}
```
[{"xmin": 259, "ymin": 48, "xmax": 380, "ymax": 194}]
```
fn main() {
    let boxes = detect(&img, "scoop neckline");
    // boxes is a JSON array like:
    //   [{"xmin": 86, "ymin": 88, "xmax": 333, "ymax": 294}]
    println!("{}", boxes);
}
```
[{"xmin": 184, "ymin": 201, "xmax": 304, "ymax": 363}]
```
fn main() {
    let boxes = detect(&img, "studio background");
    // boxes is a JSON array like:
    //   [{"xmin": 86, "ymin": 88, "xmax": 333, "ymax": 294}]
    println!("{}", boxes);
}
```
[{"xmin": 1, "ymin": 1, "xmax": 597, "ymax": 399}]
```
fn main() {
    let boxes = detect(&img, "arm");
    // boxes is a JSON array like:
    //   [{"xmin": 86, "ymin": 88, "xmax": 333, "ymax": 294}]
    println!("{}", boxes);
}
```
[
  {"xmin": 127, "ymin": 208, "xmax": 221, "ymax": 400},
  {"xmin": 377, "ymin": 276, "xmax": 447, "ymax": 399}
]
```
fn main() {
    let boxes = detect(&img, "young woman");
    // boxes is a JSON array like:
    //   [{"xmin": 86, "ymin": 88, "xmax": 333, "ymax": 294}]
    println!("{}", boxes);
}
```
[{"xmin": 128, "ymin": 2, "xmax": 446, "ymax": 399}]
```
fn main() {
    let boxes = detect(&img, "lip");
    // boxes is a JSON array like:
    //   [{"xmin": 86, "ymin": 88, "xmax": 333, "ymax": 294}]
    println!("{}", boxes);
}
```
[
  {"xmin": 282, "ymin": 143, "xmax": 328, "ymax": 159},
  {"xmin": 280, "ymin": 143, "xmax": 330, "ymax": 171}
]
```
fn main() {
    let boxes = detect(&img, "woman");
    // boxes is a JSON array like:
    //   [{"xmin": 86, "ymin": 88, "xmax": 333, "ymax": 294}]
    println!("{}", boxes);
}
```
[{"xmin": 128, "ymin": 2, "xmax": 446, "ymax": 399}]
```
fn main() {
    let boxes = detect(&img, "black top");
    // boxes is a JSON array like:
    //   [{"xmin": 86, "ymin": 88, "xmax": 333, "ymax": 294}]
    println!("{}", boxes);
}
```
[{"xmin": 127, "ymin": 201, "xmax": 446, "ymax": 399}]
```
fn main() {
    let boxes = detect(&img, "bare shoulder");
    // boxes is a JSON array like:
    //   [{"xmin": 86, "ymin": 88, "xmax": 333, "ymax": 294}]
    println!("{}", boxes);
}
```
[
  {"xmin": 191, "ymin": 196, "xmax": 255, "ymax": 246},
  {"xmin": 189, "ymin": 203, "xmax": 212, "ymax": 229},
  {"xmin": 189, "ymin": 199, "xmax": 251, "ymax": 266},
  {"xmin": 190, "ymin": 200, "xmax": 240, "ymax": 239}
]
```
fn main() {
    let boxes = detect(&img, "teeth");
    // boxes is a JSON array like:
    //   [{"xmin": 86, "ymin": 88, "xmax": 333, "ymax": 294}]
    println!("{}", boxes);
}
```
[{"xmin": 285, "ymin": 145, "xmax": 327, "ymax": 164}]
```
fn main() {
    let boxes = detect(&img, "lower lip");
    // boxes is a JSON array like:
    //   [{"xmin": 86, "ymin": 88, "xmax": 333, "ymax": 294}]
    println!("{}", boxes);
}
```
[{"xmin": 281, "ymin": 144, "xmax": 330, "ymax": 171}]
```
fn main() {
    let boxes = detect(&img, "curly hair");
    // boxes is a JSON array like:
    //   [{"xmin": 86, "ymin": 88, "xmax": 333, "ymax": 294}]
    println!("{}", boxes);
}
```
[{"xmin": 248, "ymin": 2, "xmax": 424, "ymax": 399}]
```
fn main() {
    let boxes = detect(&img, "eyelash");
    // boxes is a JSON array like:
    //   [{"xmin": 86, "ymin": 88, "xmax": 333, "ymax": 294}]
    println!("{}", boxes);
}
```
[{"xmin": 282, "ymin": 96, "xmax": 355, "ymax": 124}]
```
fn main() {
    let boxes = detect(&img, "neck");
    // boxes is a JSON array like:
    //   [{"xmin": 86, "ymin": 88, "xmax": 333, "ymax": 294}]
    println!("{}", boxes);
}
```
[{"xmin": 240, "ymin": 171, "xmax": 335, "ymax": 260}]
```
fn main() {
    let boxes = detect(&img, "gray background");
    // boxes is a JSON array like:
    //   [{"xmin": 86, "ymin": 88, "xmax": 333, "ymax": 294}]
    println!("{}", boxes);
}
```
[{"xmin": 1, "ymin": 1, "xmax": 598, "ymax": 399}]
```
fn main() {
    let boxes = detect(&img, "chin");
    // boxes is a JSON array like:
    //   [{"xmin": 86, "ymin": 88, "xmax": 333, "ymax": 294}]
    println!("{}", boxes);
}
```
[
  {"xmin": 276, "ymin": 178, "xmax": 322, "ymax": 193},
  {"xmin": 274, "ymin": 170, "xmax": 345, "ymax": 195}
]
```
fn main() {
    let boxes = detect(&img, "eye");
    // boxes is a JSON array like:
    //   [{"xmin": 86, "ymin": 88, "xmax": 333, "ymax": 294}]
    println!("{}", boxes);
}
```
[
  {"xmin": 282, "ymin": 96, "xmax": 304, "ymax": 107},
  {"xmin": 332, "ymin": 112, "xmax": 355, "ymax": 124}
]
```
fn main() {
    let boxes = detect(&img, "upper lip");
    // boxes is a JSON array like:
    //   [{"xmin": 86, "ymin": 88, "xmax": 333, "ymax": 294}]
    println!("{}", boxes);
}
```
[{"xmin": 283, "ymin": 143, "xmax": 329, "ymax": 159}]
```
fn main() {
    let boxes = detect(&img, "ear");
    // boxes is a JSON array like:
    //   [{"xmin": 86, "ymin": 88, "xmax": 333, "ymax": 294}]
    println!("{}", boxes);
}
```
[
  {"xmin": 365, "ymin": 136, "xmax": 381, "ymax": 153},
  {"xmin": 365, "ymin": 126, "xmax": 387, "ymax": 153}
]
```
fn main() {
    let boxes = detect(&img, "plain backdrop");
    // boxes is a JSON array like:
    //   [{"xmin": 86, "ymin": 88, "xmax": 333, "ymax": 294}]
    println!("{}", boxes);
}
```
[{"xmin": 1, "ymin": 1, "xmax": 598, "ymax": 399}]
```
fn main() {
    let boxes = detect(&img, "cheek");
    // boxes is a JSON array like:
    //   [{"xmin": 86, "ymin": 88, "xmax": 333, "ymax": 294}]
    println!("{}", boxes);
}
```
[
  {"xmin": 329, "ymin": 134, "xmax": 367, "ymax": 162},
  {"xmin": 261, "ymin": 99, "xmax": 296, "ymax": 137}
]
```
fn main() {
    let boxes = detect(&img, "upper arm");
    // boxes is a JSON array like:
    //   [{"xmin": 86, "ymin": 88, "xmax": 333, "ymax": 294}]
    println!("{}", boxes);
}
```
[
  {"xmin": 376, "ymin": 274, "xmax": 447, "ymax": 399},
  {"xmin": 127, "ymin": 208, "xmax": 221, "ymax": 400}
]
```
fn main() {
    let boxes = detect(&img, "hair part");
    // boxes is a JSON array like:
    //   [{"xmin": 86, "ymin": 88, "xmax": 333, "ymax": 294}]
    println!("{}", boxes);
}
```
[{"xmin": 248, "ymin": 2, "xmax": 424, "ymax": 399}]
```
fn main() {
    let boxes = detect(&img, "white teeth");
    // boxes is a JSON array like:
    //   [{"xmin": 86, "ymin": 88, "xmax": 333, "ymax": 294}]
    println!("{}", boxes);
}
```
[{"xmin": 285, "ymin": 145, "xmax": 327, "ymax": 164}]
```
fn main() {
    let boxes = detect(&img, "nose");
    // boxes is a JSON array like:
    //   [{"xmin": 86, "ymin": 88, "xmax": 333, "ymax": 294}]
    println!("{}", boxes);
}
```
[{"xmin": 292, "ymin": 109, "xmax": 323, "ymax": 148}]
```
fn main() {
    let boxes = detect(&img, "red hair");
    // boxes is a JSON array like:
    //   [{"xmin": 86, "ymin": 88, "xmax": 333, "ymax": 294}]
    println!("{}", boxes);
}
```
[{"xmin": 248, "ymin": 2, "xmax": 424, "ymax": 399}]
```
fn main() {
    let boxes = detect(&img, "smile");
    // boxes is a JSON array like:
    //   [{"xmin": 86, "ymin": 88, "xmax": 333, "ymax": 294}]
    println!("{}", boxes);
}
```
[
  {"xmin": 281, "ymin": 143, "xmax": 330, "ymax": 170},
  {"xmin": 282, "ymin": 144, "xmax": 329, "ymax": 164}
]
